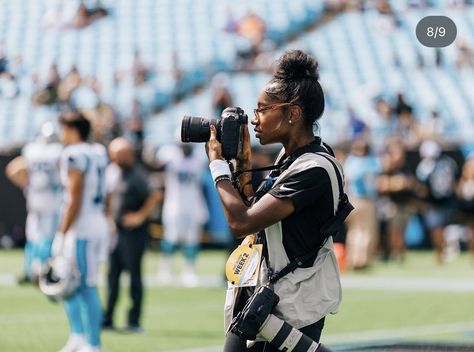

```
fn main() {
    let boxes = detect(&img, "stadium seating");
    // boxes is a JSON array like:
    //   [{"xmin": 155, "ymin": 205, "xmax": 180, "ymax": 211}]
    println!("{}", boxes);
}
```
[
  {"xmin": 1, "ymin": 1, "xmax": 473, "ymax": 147},
  {"xmin": 144, "ymin": 5, "xmax": 474, "ymax": 147},
  {"xmin": 0, "ymin": 0, "xmax": 325, "ymax": 147}
]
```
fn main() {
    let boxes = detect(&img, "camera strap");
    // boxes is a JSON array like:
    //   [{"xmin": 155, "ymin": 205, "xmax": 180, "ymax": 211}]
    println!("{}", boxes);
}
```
[
  {"xmin": 232, "ymin": 164, "xmax": 282, "ymax": 180},
  {"xmin": 232, "ymin": 138, "xmax": 328, "ymax": 180},
  {"xmin": 232, "ymin": 138, "xmax": 328, "ymax": 203}
]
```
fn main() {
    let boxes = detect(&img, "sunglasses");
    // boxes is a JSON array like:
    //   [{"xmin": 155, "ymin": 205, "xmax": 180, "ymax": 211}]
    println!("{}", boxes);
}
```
[{"xmin": 253, "ymin": 103, "xmax": 295, "ymax": 119}]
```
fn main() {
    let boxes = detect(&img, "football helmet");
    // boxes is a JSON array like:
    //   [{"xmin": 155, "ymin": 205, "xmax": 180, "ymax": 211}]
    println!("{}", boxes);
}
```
[{"xmin": 39, "ymin": 256, "xmax": 81, "ymax": 302}]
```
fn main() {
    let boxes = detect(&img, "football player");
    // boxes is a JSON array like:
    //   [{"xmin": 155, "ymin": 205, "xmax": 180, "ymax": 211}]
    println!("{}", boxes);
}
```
[
  {"xmin": 6, "ymin": 122, "xmax": 62, "ymax": 282},
  {"xmin": 52, "ymin": 112, "xmax": 108, "ymax": 352},
  {"xmin": 156, "ymin": 143, "xmax": 208, "ymax": 286}
]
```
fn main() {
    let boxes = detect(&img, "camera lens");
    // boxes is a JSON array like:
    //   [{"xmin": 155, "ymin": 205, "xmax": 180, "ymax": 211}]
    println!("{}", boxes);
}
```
[{"xmin": 181, "ymin": 116, "xmax": 218, "ymax": 143}]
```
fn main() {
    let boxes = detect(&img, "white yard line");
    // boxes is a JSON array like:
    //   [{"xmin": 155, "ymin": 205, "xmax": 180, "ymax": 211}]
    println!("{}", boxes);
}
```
[
  {"xmin": 3, "ymin": 273, "xmax": 474, "ymax": 293},
  {"xmin": 171, "ymin": 347, "xmax": 221, "ymax": 352}
]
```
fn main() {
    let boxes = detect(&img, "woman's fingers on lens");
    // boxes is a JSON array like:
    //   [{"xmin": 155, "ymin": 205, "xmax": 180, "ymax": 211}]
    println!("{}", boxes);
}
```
[
  {"xmin": 206, "ymin": 125, "xmax": 222, "ymax": 161},
  {"xmin": 209, "ymin": 124, "xmax": 217, "ymax": 140}
]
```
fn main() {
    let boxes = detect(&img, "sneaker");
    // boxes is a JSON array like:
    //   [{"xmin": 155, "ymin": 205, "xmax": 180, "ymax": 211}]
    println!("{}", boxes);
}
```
[
  {"xmin": 58, "ymin": 334, "xmax": 87, "ymax": 352},
  {"xmin": 181, "ymin": 271, "xmax": 199, "ymax": 287},
  {"xmin": 157, "ymin": 256, "xmax": 174, "ymax": 286},
  {"xmin": 181, "ymin": 263, "xmax": 199, "ymax": 287},
  {"xmin": 76, "ymin": 345, "xmax": 101, "ymax": 352},
  {"xmin": 123, "ymin": 325, "xmax": 144, "ymax": 334}
]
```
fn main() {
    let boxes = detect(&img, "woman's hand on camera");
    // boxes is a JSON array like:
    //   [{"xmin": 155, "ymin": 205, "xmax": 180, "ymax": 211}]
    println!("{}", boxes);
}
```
[
  {"xmin": 237, "ymin": 123, "xmax": 252, "ymax": 169},
  {"xmin": 206, "ymin": 124, "xmax": 223, "ymax": 162}
]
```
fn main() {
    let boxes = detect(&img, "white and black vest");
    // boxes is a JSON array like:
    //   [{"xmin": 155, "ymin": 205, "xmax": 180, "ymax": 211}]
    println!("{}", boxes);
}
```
[{"xmin": 225, "ymin": 147, "xmax": 344, "ymax": 335}]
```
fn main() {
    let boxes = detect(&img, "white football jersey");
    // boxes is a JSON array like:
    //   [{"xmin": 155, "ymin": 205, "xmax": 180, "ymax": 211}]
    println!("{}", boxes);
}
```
[
  {"xmin": 157, "ymin": 144, "xmax": 208, "ymax": 225},
  {"xmin": 23, "ymin": 141, "xmax": 63, "ymax": 213},
  {"xmin": 60, "ymin": 142, "xmax": 108, "ymax": 239},
  {"xmin": 22, "ymin": 141, "xmax": 63, "ymax": 241}
]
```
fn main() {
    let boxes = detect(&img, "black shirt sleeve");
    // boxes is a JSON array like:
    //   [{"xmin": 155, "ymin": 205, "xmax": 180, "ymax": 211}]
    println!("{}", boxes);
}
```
[{"xmin": 269, "ymin": 167, "xmax": 332, "ymax": 212}]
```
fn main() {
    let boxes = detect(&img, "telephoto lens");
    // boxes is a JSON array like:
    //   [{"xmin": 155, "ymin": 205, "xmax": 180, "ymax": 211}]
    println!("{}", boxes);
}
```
[
  {"xmin": 259, "ymin": 314, "xmax": 332, "ymax": 352},
  {"xmin": 181, "ymin": 116, "xmax": 219, "ymax": 143}
]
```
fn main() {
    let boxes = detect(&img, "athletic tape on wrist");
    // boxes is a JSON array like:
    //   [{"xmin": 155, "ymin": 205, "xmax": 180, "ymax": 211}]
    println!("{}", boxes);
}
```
[{"xmin": 209, "ymin": 159, "xmax": 232, "ymax": 181}]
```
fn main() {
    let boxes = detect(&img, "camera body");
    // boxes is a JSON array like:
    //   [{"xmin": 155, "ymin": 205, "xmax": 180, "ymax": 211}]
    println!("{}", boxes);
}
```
[
  {"xmin": 181, "ymin": 107, "xmax": 248, "ymax": 160},
  {"xmin": 229, "ymin": 286, "xmax": 280, "ymax": 341}
]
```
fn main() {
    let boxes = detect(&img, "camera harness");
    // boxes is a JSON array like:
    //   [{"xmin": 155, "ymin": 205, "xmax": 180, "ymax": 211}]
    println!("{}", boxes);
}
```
[{"xmin": 230, "ymin": 137, "xmax": 353, "ymax": 286}]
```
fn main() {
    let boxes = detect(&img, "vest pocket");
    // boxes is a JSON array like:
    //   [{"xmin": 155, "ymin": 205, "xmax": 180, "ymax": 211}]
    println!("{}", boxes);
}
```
[{"xmin": 272, "ymin": 249, "xmax": 342, "ymax": 327}]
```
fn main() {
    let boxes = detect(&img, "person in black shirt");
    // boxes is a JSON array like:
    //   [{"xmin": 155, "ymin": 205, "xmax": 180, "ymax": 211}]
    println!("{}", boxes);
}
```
[
  {"xmin": 416, "ymin": 140, "xmax": 458, "ymax": 263},
  {"xmin": 376, "ymin": 139, "xmax": 419, "ymax": 262},
  {"xmin": 103, "ymin": 138, "xmax": 160, "ymax": 332},
  {"xmin": 206, "ymin": 50, "xmax": 346, "ymax": 352}
]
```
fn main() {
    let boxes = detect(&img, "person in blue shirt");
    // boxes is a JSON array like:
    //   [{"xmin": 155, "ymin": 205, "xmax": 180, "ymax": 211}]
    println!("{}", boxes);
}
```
[{"xmin": 344, "ymin": 138, "xmax": 381, "ymax": 269}]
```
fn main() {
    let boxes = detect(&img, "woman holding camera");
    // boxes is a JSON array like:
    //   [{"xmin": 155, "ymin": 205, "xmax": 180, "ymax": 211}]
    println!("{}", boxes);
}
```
[{"xmin": 206, "ymin": 50, "xmax": 349, "ymax": 352}]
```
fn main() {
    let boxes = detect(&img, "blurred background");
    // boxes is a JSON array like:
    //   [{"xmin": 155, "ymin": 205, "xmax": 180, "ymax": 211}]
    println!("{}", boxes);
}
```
[{"xmin": 0, "ymin": 0, "xmax": 474, "ymax": 351}]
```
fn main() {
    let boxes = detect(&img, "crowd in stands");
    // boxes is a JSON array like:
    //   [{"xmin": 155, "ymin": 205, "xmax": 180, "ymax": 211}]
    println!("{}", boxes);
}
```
[
  {"xmin": 42, "ymin": 0, "xmax": 108, "ymax": 31},
  {"xmin": 333, "ymin": 91, "xmax": 474, "ymax": 269}
]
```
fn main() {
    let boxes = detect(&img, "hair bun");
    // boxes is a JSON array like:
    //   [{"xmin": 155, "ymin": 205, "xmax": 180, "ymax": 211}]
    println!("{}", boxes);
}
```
[{"xmin": 274, "ymin": 50, "xmax": 319, "ymax": 81}]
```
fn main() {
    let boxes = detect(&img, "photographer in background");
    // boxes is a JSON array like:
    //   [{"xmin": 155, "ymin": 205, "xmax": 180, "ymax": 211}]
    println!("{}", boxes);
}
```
[{"xmin": 205, "ymin": 50, "xmax": 349, "ymax": 352}]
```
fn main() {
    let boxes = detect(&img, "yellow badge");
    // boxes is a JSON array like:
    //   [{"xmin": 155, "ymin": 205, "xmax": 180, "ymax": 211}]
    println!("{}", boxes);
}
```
[{"xmin": 226, "ymin": 237, "xmax": 263, "ymax": 287}]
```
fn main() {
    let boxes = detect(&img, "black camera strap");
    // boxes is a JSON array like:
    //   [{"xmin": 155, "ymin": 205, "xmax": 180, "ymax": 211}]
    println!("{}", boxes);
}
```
[
  {"xmin": 232, "ymin": 138, "xmax": 328, "ymax": 202},
  {"xmin": 232, "ymin": 163, "xmax": 281, "ymax": 179},
  {"xmin": 268, "ymin": 240, "xmax": 329, "ymax": 284}
]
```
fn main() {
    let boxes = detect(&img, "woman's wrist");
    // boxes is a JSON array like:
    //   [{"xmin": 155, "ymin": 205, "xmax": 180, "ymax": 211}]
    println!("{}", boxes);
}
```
[
  {"xmin": 208, "ymin": 153, "xmax": 223, "ymax": 163},
  {"xmin": 209, "ymin": 159, "xmax": 232, "ymax": 181}
]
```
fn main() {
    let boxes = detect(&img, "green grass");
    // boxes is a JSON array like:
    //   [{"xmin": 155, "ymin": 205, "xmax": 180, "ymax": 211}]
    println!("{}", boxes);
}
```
[{"xmin": 0, "ymin": 249, "xmax": 473, "ymax": 351}]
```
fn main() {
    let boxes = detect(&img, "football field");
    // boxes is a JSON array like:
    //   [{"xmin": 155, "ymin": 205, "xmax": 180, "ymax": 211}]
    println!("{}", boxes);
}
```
[{"xmin": 1, "ymin": 249, "xmax": 473, "ymax": 352}]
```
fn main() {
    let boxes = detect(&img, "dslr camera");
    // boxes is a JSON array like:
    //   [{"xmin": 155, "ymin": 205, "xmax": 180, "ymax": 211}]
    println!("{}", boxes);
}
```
[
  {"xmin": 181, "ymin": 107, "xmax": 248, "ymax": 160},
  {"xmin": 229, "ymin": 286, "xmax": 280, "ymax": 341}
]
